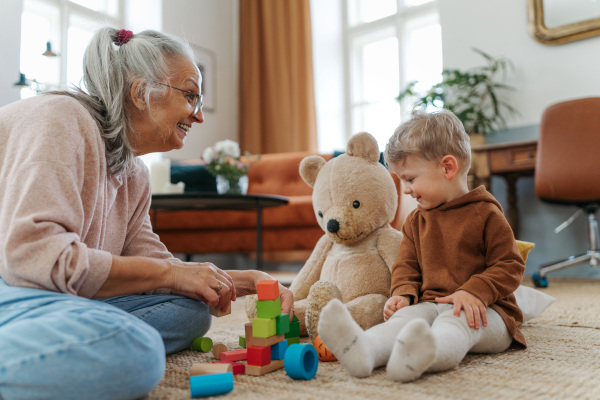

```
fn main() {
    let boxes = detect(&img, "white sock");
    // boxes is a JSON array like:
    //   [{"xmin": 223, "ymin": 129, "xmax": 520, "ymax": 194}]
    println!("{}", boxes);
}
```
[
  {"xmin": 317, "ymin": 299, "xmax": 375, "ymax": 377},
  {"xmin": 386, "ymin": 319, "xmax": 436, "ymax": 382}
]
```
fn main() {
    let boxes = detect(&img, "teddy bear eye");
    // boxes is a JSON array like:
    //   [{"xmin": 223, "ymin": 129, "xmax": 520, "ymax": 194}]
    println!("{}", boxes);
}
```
[
  {"xmin": 318, "ymin": 211, "xmax": 323, "ymax": 218},
  {"xmin": 353, "ymin": 200, "xmax": 360, "ymax": 209}
]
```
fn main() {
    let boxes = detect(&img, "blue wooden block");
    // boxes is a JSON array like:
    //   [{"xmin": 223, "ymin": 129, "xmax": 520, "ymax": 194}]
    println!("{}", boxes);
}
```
[
  {"xmin": 271, "ymin": 339, "xmax": 288, "ymax": 360},
  {"xmin": 189, "ymin": 372, "xmax": 233, "ymax": 397}
]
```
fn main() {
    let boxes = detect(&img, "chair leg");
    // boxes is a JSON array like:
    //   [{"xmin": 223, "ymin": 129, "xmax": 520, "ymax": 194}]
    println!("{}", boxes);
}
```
[{"xmin": 536, "ymin": 207, "xmax": 600, "ymax": 283}]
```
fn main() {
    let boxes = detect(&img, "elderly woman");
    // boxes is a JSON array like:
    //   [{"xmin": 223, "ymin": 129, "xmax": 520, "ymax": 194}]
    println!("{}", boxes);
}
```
[{"xmin": 0, "ymin": 28, "xmax": 292, "ymax": 399}]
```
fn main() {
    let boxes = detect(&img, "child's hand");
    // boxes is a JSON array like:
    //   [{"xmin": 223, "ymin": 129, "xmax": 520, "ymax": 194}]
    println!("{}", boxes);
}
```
[
  {"xmin": 384, "ymin": 295, "xmax": 410, "ymax": 321},
  {"xmin": 435, "ymin": 290, "xmax": 487, "ymax": 330}
]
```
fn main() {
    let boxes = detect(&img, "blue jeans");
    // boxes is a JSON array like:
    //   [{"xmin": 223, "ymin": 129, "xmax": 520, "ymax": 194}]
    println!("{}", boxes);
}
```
[{"xmin": 0, "ymin": 279, "xmax": 212, "ymax": 400}]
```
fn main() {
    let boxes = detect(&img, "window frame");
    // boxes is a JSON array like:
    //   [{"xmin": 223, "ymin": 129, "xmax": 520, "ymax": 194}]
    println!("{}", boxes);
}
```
[
  {"xmin": 20, "ymin": 0, "xmax": 123, "ymax": 93},
  {"xmin": 342, "ymin": 0, "xmax": 441, "ymax": 149}
]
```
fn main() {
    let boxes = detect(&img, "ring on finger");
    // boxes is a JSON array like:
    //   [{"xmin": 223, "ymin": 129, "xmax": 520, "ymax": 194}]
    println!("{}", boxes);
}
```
[{"xmin": 216, "ymin": 281, "xmax": 223, "ymax": 292}]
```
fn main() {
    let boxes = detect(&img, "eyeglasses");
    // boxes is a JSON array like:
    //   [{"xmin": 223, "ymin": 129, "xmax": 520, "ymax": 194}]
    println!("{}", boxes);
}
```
[{"xmin": 155, "ymin": 82, "xmax": 203, "ymax": 115}]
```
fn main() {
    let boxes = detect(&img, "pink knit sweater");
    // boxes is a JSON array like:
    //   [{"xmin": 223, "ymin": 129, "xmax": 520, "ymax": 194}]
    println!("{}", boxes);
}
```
[{"xmin": 0, "ymin": 95, "xmax": 172, "ymax": 298}]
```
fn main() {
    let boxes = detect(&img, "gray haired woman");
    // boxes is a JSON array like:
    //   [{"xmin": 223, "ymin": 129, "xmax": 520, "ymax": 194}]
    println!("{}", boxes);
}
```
[{"xmin": 0, "ymin": 28, "xmax": 292, "ymax": 399}]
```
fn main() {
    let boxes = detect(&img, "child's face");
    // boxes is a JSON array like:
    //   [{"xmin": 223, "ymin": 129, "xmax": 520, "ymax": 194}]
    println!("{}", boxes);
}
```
[{"xmin": 390, "ymin": 155, "xmax": 456, "ymax": 210}]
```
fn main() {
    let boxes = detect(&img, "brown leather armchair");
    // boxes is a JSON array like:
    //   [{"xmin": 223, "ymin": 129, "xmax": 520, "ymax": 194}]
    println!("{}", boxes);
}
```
[{"xmin": 532, "ymin": 97, "xmax": 600, "ymax": 287}]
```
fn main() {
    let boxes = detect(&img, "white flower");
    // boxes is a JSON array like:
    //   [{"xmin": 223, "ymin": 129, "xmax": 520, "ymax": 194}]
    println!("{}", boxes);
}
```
[
  {"xmin": 214, "ymin": 139, "xmax": 240, "ymax": 158},
  {"xmin": 202, "ymin": 146, "xmax": 215, "ymax": 164}
]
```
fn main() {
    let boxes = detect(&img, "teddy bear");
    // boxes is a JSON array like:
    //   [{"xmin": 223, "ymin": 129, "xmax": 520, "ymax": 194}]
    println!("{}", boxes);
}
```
[{"xmin": 275, "ymin": 131, "xmax": 403, "ymax": 341}]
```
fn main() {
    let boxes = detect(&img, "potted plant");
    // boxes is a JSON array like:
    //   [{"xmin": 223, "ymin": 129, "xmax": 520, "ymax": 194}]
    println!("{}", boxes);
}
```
[{"xmin": 397, "ymin": 48, "xmax": 518, "ymax": 138}]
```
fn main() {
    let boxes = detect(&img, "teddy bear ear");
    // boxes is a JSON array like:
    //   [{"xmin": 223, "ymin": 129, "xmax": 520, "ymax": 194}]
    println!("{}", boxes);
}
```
[
  {"xmin": 299, "ymin": 155, "xmax": 327, "ymax": 188},
  {"xmin": 346, "ymin": 132, "xmax": 380, "ymax": 163}
]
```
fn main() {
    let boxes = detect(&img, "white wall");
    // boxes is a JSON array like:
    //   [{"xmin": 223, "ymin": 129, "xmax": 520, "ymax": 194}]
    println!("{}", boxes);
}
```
[
  {"xmin": 0, "ymin": 0, "xmax": 24, "ymax": 108},
  {"xmin": 161, "ymin": 0, "xmax": 239, "ymax": 161}
]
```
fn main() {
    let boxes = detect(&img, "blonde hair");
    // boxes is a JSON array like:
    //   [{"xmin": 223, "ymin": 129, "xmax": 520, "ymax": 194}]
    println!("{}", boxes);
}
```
[{"xmin": 384, "ymin": 109, "xmax": 471, "ymax": 171}]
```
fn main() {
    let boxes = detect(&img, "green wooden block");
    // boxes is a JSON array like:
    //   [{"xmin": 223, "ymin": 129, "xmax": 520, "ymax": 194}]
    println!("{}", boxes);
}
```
[
  {"xmin": 256, "ymin": 298, "xmax": 281, "ymax": 319},
  {"xmin": 286, "ymin": 336, "xmax": 300, "ymax": 345},
  {"xmin": 239, "ymin": 335, "xmax": 246, "ymax": 348},
  {"xmin": 275, "ymin": 313, "xmax": 290, "ymax": 335},
  {"xmin": 191, "ymin": 337, "xmax": 213, "ymax": 352},
  {"xmin": 285, "ymin": 320, "xmax": 300, "ymax": 338},
  {"xmin": 252, "ymin": 317, "xmax": 276, "ymax": 338},
  {"xmin": 292, "ymin": 314, "xmax": 299, "ymax": 322}
]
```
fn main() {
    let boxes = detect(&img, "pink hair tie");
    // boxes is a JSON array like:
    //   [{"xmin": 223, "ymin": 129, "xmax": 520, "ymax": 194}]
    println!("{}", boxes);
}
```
[{"xmin": 115, "ymin": 29, "xmax": 133, "ymax": 46}]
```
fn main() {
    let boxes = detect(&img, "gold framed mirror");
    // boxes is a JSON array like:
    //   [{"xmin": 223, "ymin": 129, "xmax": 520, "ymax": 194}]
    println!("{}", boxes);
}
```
[{"xmin": 527, "ymin": 0, "xmax": 600, "ymax": 45}]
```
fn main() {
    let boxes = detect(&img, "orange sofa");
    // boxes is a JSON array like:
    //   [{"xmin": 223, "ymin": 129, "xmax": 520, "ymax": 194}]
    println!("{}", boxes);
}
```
[{"xmin": 149, "ymin": 151, "xmax": 414, "ymax": 259}]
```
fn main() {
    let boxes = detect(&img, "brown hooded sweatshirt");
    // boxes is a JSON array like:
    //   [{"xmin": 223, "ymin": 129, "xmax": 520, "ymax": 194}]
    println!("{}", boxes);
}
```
[{"xmin": 390, "ymin": 186, "xmax": 526, "ymax": 348}]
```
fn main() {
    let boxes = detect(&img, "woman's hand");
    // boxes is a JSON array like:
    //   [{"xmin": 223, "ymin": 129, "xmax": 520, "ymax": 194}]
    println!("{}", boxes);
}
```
[
  {"xmin": 168, "ymin": 260, "xmax": 235, "ymax": 311},
  {"xmin": 435, "ymin": 290, "xmax": 487, "ymax": 330},
  {"xmin": 384, "ymin": 295, "xmax": 411, "ymax": 321},
  {"xmin": 227, "ymin": 270, "xmax": 294, "ymax": 321}
]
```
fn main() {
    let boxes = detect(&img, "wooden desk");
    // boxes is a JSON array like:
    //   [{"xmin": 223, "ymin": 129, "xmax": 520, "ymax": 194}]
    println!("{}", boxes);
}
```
[{"xmin": 471, "ymin": 139, "xmax": 537, "ymax": 238}]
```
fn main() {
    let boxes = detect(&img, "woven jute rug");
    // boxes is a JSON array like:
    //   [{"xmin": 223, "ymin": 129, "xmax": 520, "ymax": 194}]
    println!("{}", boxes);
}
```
[{"xmin": 144, "ymin": 278, "xmax": 600, "ymax": 400}]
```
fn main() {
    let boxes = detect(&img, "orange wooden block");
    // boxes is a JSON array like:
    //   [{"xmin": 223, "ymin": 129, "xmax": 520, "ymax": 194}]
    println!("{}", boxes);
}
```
[
  {"xmin": 209, "ymin": 302, "xmax": 231, "ymax": 317},
  {"xmin": 245, "ymin": 359, "xmax": 284, "ymax": 376},
  {"xmin": 256, "ymin": 280, "xmax": 279, "ymax": 301},
  {"xmin": 212, "ymin": 343, "xmax": 228, "ymax": 359},
  {"xmin": 220, "ymin": 349, "xmax": 248, "ymax": 362}
]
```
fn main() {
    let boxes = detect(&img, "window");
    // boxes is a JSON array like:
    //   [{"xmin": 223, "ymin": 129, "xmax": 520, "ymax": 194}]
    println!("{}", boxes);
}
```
[
  {"xmin": 345, "ymin": 0, "xmax": 442, "ymax": 150},
  {"xmin": 19, "ymin": 0, "xmax": 123, "ymax": 99}
]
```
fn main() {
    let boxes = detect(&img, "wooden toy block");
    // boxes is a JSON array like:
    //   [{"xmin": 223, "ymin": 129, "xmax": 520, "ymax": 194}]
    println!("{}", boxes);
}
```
[
  {"xmin": 220, "ymin": 348, "xmax": 248, "ymax": 362},
  {"xmin": 284, "ymin": 344, "xmax": 318, "ymax": 380},
  {"xmin": 245, "ymin": 322, "xmax": 253, "ymax": 339},
  {"xmin": 285, "ymin": 319, "xmax": 300, "ymax": 338},
  {"xmin": 213, "ymin": 360, "xmax": 245, "ymax": 375},
  {"xmin": 190, "ymin": 362, "xmax": 232, "ymax": 376},
  {"xmin": 275, "ymin": 313, "xmax": 290, "ymax": 335},
  {"xmin": 209, "ymin": 302, "xmax": 231, "ymax": 317},
  {"xmin": 211, "ymin": 343, "xmax": 228, "ymax": 359},
  {"xmin": 189, "ymin": 372, "xmax": 233, "ymax": 397},
  {"xmin": 239, "ymin": 335, "xmax": 246, "ymax": 348},
  {"xmin": 191, "ymin": 337, "xmax": 213, "ymax": 352},
  {"xmin": 247, "ymin": 333, "xmax": 284, "ymax": 348},
  {"xmin": 257, "ymin": 298, "xmax": 281, "ymax": 319},
  {"xmin": 286, "ymin": 336, "xmax": 300, "ymax": 345},
  {"xmin": 256, "ymin": 280, "xmax": 279, "ymax": 300},
  {"xmin": 252, "ymin": 317, "xmax": 276, "ymax": 338},
  {"xmin": 245, "ymin": 359, "xmax": 284, "ymax": 376},
  {"xmin": 271, "ymin": 339, "xmax": 288, "ymax": 360},
  {"xmin": 247, "ymin": 345, "xmax": 271, "ymax": 366}
]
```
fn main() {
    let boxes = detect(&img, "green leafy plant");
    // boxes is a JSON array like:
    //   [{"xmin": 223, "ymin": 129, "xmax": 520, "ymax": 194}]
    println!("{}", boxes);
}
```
[{"xmin": 398, "ymin": 48, "xmax": 518, "ymax": 135}]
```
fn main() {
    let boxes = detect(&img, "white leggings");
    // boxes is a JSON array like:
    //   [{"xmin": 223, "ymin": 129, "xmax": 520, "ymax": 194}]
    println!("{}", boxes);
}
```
[{"xmin": 370, "ymin": 302, "xmax": 513, "ymax": 372}]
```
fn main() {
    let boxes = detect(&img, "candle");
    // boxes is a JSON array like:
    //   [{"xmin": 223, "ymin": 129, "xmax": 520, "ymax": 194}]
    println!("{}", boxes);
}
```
[{"xmin": 150, "ymin": 158, "xmax": 171, "ymax": 194}]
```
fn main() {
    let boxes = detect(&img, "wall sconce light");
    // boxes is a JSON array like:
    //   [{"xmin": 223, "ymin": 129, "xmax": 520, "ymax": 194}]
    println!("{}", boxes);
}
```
[
  {"xmin": 42, "ymin": 41, "xmax": 58, "ymax": 57},
  {"xmin": 14, "ymin": 73, "xmax": 29, "ymax": 87}
]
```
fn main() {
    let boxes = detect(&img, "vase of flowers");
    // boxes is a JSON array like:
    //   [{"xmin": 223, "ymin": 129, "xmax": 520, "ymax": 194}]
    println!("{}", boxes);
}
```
[{"xmin": 201, "ymin": 139, "xmax": 259, "ymax": 195}]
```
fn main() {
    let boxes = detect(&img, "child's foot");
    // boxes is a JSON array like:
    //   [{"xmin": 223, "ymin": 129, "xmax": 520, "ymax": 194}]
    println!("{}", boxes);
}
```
[
  {"xmin": 317, "ymin": 299, "xmax": 374, "ymax": 377},
  {"xmin": 386, "ymin": 319, "xmax": 435, "ymax": 382}
]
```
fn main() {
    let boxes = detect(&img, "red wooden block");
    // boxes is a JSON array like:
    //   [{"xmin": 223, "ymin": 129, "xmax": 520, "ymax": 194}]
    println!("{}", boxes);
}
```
[
  {"xmin": 213, "ymin": 360, "xmax": 246, "ymax": 375},
  {"xmin": 257, "ymin": 280, "xmax": 279, "ymax": 301},
  {"xmin": 220, "ymin": 349, "xmax": 248, "ymax": 362},
  {"xmin": 247, "ymin": 346, "xmax": 271, "ymax": 366}
]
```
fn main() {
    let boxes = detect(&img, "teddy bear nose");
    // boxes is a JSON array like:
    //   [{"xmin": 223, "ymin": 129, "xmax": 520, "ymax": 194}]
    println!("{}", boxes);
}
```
[{"xmin": 327, "ymin": 219, "xmax": 340, "ymax": 233}]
